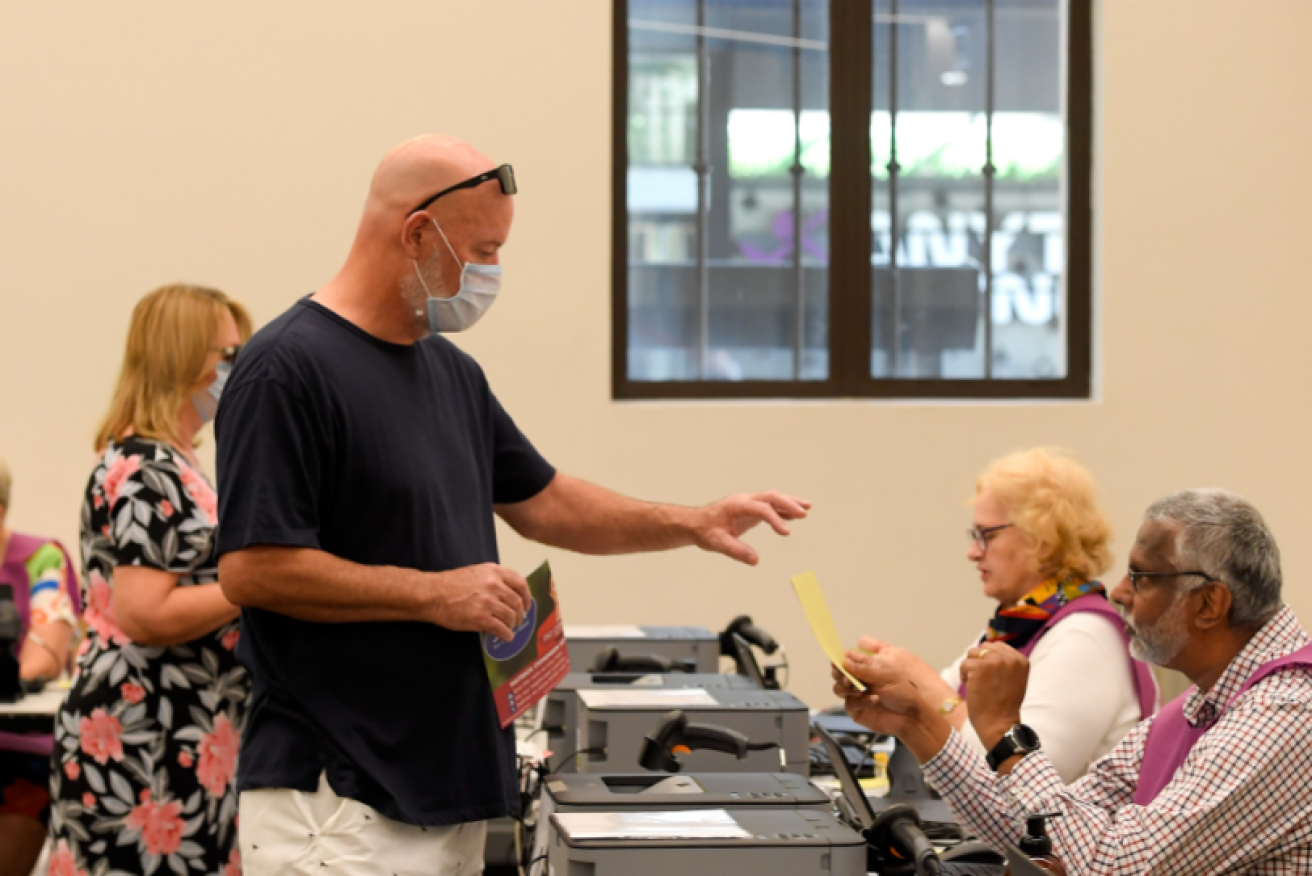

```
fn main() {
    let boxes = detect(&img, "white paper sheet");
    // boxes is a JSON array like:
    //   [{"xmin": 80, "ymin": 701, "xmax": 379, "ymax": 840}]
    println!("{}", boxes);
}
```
[
  {"xmin": 565, "ymin": 624, "xmax": 647, "ymax": 639},
  {"xmin": 552, "ymin": 809, "xmax": 751, "ymax": 840},
  {"xmin": 577, "ymin": 688, "xmax": 718, "ymax": 709}
]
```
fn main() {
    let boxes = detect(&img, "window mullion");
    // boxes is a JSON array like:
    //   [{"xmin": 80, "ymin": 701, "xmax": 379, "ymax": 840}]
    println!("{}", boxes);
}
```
[
  {"xmin": 791, "ymin": 0, "xmax": 805, "ymax": 380},
  {"xmin": 695, "ymin": 0, "xmax": 711, "ymax": 380},
  {"xmin": 983, "ymin": 0, "xmax": 997, "ymax": 379},
  {"xmin": 827, "ymin": 0, "xmax": 873, "ymax": 393}
]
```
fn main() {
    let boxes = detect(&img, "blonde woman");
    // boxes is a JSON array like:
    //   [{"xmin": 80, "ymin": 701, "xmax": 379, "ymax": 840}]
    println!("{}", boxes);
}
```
[
  {"xmin": 855, "ymin": 448, "xmax": 1157, "ymax": 783},
  {"xmin": 47, "ymin": 285, "xmax": 252, "ymax": 876}
]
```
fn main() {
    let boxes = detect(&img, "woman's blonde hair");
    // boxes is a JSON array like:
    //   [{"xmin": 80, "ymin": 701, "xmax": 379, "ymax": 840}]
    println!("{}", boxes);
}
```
[
  {"xmin": 95, "ymin": 284, "xmax": 252, "ymax": 451},
  {"xmin": 975, "ymin": 447, "xmax": 1113, "ymax": 583}
]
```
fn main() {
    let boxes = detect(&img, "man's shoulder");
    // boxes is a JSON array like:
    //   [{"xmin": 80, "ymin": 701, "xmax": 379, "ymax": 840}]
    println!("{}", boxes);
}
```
[
  {"xmin": 230, "ymin": 299, "xmax": 337, "ymax": 388},
  {"xmin": 417, "ymin": 334, "xmax": 493, "ymax": 396}
]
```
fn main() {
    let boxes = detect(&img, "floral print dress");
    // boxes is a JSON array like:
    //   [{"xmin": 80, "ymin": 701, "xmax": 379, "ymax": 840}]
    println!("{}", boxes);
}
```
[{"xmin": 48, "ymin": 437, "xmax": 247, "ymax": 876}]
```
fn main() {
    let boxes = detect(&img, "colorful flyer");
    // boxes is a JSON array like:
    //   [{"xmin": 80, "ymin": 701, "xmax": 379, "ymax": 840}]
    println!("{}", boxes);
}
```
[{"xmin": 482, "ymin": 561, "xmax": 570, "ymax": 728}]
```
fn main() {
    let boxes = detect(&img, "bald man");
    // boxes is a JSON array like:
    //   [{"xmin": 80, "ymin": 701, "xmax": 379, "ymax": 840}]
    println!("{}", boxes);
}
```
[{"xmin": 213, "ymin": 135, "xmax": 809, "ymax": 874}]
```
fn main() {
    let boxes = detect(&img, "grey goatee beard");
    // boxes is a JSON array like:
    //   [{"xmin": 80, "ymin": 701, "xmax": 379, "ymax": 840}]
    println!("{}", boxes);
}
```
[
  {"xmin": 1121, "ymin": 597, "xmax": 1191, "ymax": 666},
  {"xmin": 399, "ymin": 250, "xmax": 449, "ymax": 339}
]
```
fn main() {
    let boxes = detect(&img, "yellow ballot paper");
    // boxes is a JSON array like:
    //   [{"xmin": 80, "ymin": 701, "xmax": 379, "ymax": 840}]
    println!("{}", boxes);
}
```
[{"xmin": 789, "ymin": 571, "xmax": 866, "ymax": 691}]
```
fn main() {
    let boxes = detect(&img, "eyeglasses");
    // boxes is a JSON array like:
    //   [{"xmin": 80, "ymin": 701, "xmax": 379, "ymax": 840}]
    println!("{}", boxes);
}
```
[
  {"xmin": 967, "ymin": 523, "xmax": 1013, "ymax": 552},
  {"xmin": 410, "ymin": 164, "xmax": 517, "ymax": 215},
  {"xmin": 213, "ymin": 345, "xmax": 243, "ymax": 365},
  {"xmin": 1126, "ymin": 569, "xmax": 1215, "ymax": 594}
]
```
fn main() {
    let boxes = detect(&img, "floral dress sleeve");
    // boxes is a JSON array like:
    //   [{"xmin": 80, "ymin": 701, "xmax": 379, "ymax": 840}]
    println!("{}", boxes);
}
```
[{"xmin": 98, "ymin": 447, "xmax": 218, "ymax": 577}]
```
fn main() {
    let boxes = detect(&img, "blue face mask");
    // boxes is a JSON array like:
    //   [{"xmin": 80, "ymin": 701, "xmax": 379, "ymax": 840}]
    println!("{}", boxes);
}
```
[
  {"xmin": 192, "ymin": 361, "xmax": 230, "ymax": 424},
  {"xmin": 412, "ymin": 219, "xmax": 502, "ymax": 334}
]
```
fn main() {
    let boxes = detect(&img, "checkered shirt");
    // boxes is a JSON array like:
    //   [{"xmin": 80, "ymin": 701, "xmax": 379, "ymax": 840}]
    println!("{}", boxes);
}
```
[{"xmin": 922, "ymin": 605, "xmax": 1312, "ymax": 874}]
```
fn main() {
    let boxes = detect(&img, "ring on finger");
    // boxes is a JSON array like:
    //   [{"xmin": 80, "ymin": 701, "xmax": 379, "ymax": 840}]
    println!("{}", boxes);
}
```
[{"xmin": 978, "ymin": 648, "xmax": 990, "ymax": 658}]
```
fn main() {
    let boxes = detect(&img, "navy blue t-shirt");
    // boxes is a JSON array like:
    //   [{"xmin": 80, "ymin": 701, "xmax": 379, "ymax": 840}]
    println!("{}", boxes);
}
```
[{"xmin": 214, "ymin": 298, "xmax": 555, "ymax": 826}]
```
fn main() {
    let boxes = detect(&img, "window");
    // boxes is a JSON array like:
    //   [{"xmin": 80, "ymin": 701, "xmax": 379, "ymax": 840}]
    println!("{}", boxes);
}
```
[{"xmin": 613, "ymin": 0, "xmax": 1092, "ymax": 399}]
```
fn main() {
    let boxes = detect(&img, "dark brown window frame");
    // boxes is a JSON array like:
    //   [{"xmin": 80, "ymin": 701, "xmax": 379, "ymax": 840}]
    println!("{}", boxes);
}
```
[{"xmin": 611, "ymin": 0, "xmax": 1093, "ymax": 400}]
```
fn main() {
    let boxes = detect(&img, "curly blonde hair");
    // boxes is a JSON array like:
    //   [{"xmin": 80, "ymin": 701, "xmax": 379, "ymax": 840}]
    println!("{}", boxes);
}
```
[{"xmin": 975, "ymin": 448, "xmax": 1113, "ymax": 583}]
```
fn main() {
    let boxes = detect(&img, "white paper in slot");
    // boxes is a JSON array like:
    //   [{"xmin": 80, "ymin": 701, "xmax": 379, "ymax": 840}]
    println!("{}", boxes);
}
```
[
  {"xmin": 565, "ymin": 624, "xmax": 646, "ymax": 638},
  {"xmin": 553, "ymin": 809, "xmax": 751, "ymax": 840},
  {"xmin": 577, "ymin": 688, "xmax": 718, "ymax": 708}
]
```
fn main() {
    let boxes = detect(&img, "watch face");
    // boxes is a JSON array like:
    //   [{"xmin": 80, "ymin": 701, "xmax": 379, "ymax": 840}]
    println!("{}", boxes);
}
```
[{"xmin": 1013, "ymin": 724, "xmax": 1040, "ymax": 750}]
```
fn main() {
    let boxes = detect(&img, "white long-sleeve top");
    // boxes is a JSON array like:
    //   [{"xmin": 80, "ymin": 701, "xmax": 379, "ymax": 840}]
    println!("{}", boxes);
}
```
[{"xmin": 939, "ymin": 612, "xmax": 1146, "ymax": 784}]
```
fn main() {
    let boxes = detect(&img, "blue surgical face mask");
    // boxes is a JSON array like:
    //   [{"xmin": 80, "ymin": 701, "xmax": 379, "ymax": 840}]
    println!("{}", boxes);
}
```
[
  {"xmin": 412, "ymin": 218, "xmax": 502, "ymax": 334},
  {"xmin": 192, "ymin": 361, "xmax": 231, "ymax": 424}
]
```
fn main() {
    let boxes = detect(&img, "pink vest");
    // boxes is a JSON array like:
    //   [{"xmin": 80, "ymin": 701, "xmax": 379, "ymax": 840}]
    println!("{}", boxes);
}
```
[
  {"xmin": 1133, "ymin": 641, "xmax": 1312, "ymax": 805},
  {"xmin": 961, "ymin": 595, "xmax": 1160, "ymax": 721}
]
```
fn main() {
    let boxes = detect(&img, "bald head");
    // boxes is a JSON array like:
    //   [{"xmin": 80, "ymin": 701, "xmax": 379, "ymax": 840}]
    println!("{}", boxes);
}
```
[
  {"xmin": 365, "ymin": 134, "xmax": 494, "ymax": 221},
  {"xmin": 317, "ymin": 134, "xmax": 515, "ymax": 344}
]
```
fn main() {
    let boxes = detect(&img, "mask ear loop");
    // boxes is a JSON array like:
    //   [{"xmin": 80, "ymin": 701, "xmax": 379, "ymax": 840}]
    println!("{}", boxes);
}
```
[
  {"xmin": 410, "ymin": 216, "xmax": 466, "ymax": 313},
  {"xmin": 429, "ymin": 218, "xmax": 468, "ymax": 288}
]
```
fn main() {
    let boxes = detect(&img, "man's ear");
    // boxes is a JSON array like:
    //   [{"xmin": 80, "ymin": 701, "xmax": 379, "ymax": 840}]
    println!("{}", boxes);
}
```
[
  {"xmin": 400, "ymin": 212, "xmax": 431, "ymax": 259},
  {"xmin": 1193, "ymin": 581, "xmax": 1234, "ymax": 631}
]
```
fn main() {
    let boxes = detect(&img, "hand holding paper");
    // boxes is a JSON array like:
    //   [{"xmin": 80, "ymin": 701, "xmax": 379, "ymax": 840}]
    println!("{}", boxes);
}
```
[{"xmin": 789, "ymin": 571, "xmax": 866, "ymax": 691}]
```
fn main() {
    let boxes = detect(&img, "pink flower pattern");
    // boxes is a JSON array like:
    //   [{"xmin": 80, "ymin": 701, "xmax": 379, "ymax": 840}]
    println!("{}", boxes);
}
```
[
  {"xmin": 126, "ymin": 790, "xmax": 185, "ymax": 856},
  {"xmin": 101, "ymin": 453, "xmax": 140, "ymax": 508},
  {"xmin": 51, "ymin": 437, "xmax": 247, "ymax": 874},
  {"xmin": 47, "ymin": 840, "xmax": 88, "ymax": 876},
  {"xmin": 196, "ymin": 714, "xmax": 240, "ymax": 797},
  {"xmin": 83, "ymin": 571, "xmax": 130, "ymax": 647},
  {"xmin": 78, "ymin": 709, "xmax": 124, "ymax": 765},
  {"xmin": 176, "ymin": 463, "xmax": 218, "ymax": 524}
]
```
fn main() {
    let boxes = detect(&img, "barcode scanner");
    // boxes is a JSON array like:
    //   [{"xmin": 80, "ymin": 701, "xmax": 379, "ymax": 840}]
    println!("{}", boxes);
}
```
[
  {"xmin": 638, "ymin": 709, "xmax": 766, "ymax": 772},
  {"xmin": 719, "ymin": 615, "xmax": 780, "ymax": 656},
  {"xmin": 590, "ymin": 647, "xmax": 697, "ymax": 674}
]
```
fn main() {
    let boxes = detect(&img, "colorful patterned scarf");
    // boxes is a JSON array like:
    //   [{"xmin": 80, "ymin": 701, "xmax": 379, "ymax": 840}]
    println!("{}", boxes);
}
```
[{"xmin": 983, "ymin": 578, "xmax": 1107, "ymax": 650}]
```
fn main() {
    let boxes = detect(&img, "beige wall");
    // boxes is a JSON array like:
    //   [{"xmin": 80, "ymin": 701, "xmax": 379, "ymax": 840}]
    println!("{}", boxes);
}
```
[{"xmin": 2, "ymin": 2, "xmax": 1310, "ymax": 709}]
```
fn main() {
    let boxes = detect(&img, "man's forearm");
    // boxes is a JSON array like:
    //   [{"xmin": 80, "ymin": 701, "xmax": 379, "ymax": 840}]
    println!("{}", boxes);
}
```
[
  {"xmin": 499, "ymin": 475, "xmax": 698, "ymax": 555},
  {"xmin": 900, "ymin": 693, "xmax": 956, "ymax": 764},
  {"xmin": 219, "ymin": 546, "xmax": 434, "ymax": 623}
]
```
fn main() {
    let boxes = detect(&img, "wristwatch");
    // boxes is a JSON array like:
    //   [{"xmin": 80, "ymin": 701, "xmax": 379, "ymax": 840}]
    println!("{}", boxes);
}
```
[{"xmin": 986, "ymin": 723, "xmax": 1041, "ymax": 771}]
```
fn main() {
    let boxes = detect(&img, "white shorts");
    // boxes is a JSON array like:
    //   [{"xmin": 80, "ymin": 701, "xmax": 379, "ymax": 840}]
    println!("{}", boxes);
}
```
[{"xmin": 239, "ymin": 773, "xmax": 487, "ymax": 876}]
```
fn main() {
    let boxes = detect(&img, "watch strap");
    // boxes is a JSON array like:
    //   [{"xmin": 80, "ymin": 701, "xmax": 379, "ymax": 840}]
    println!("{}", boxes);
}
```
[{"xmin": 986, "ymin": 725, "xmax": 1037, "ymax": 771}]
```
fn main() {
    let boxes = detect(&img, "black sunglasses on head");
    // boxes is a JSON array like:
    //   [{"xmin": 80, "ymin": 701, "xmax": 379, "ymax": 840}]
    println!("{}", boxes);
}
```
[{"xmin": 411, "ymin": 164, "xmax": 517, "ymax": 214}]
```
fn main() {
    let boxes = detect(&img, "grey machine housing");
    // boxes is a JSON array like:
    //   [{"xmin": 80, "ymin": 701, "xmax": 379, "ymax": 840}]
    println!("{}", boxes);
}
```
[
  {"xmin": 529, "ymin": 770, "xmax": 833, "ymax": 867},
  {"xmin": 542, "ymin": 672, "xmax": 760, "ymax": 772},
  {"xmin": 544, "ymin": 808, "xmax": 867, "ymax": 876},
  {"xmin": 572, "ymin": 688, "xmax": 810, "ymax": 775},
  {"xmin": 564, "ymin": 625, "xmax": 721, "ymax": 674}
]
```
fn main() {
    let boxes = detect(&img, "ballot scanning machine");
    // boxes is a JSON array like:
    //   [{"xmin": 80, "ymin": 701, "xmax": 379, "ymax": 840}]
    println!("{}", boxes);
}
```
[
  {"xmin": 571, "ymin": 688, "xmax": 811, "ymax": 775},
  {"xmin": 541, "ymin": 808, "xmax": 868, "ymax": 876},
  {"xmin": 564, "ymin": 624, "xmax": 720, "ymax": 674},
  {"xmin": 542, "ymin": 672, "xmax": 760, "ymax": 772},
  {"xmin": 528, "ymin": 770, "xmax": 832, "ymax": 869}
]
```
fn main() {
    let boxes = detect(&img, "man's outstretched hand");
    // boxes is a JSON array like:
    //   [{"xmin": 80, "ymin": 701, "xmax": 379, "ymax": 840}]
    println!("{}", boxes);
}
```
[{"xmin": 690, "ymin": 491, "xmax": 811, "ymax": 565}]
